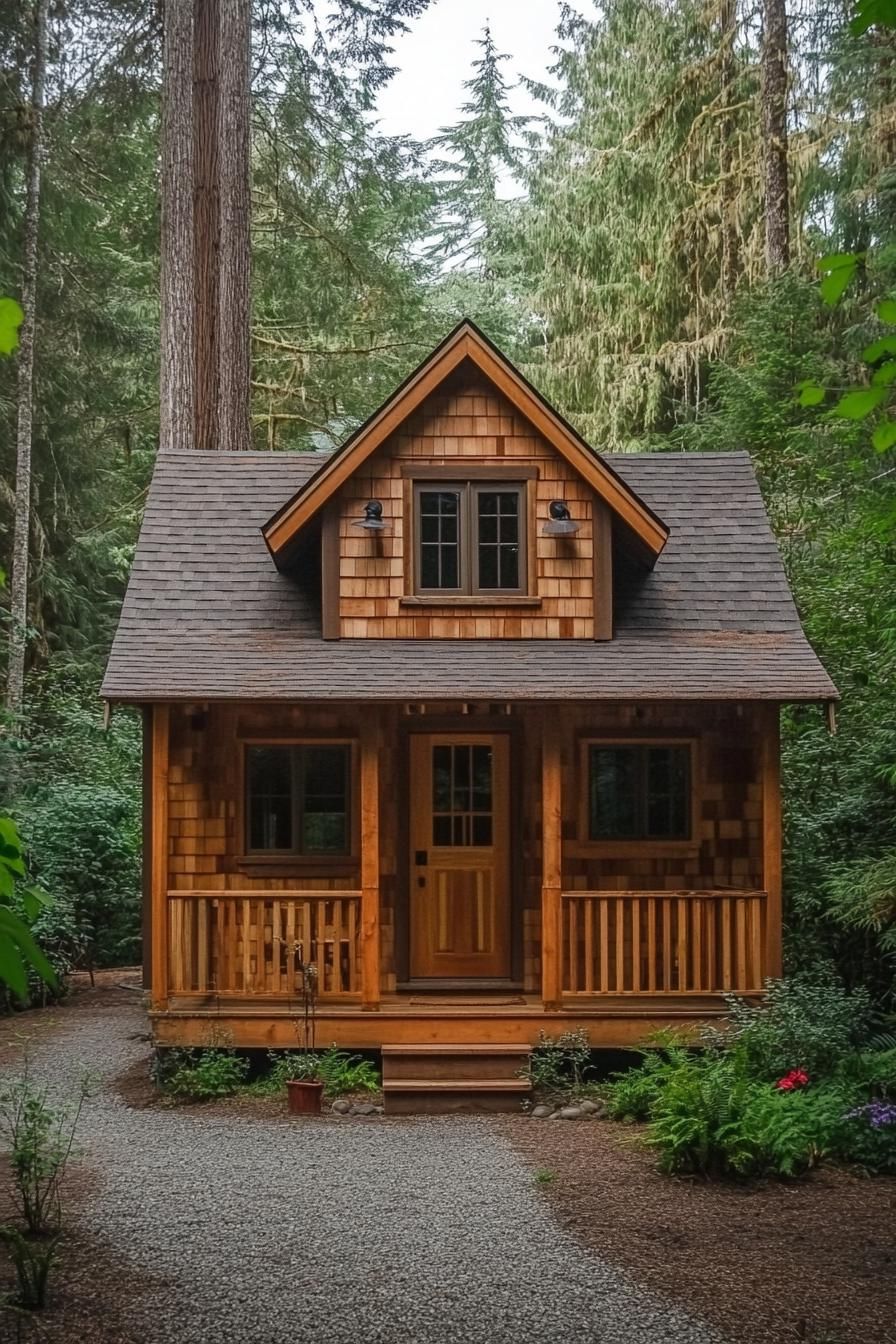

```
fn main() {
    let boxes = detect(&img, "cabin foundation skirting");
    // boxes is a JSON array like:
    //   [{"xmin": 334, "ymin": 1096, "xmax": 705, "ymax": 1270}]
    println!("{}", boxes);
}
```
[{"xmin": 145, "ymin": 696, "xmax": 781, "ymax": 1053}]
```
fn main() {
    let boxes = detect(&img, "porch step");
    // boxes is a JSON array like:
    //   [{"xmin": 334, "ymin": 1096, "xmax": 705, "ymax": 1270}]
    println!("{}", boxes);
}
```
[{"xmin": 381, "ymin": 1044, "xmax": 531, "ymax": 1113}]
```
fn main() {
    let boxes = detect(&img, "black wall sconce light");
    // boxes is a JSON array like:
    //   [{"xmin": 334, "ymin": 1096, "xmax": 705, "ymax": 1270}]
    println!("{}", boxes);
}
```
[
  {"xmin": 353, "ymin": 499, "xmax": 388, "ymax": 531},
  {"xmin": 542, "ymin": 500, "xmax": 580, "ymax": 537}
]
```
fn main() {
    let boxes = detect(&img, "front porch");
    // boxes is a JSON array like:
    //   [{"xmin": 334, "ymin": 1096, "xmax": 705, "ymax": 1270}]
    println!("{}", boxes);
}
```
[{"xmin": 147, "ymin": 697, "xmax": 781, "ymax": 1050}]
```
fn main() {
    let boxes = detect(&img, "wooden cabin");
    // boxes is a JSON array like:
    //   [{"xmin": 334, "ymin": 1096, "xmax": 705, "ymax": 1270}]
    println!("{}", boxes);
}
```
[{"xmin": 102, "ymin": 322, "xmax": 836, "ymax": 1105}]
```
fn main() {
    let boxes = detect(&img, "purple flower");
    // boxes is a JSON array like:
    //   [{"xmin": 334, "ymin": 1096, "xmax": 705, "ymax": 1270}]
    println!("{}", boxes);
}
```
[{"xmin": 845, "ymin": 1101, "xmax": 896, "ymax": 1130}]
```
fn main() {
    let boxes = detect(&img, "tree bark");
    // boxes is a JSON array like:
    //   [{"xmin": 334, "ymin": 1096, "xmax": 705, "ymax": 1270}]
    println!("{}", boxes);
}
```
[
  {"xmin": 5, "ymin": 0, "xmax": 49, "ymax": 719},
  {"xmin": 193, "ymin": 0, "xmax": 219, "ymax": 452},
  {"xmin": 159, "ymin": 0, "xmax": 195, "ymax": 453},
  {"xmin": 761, "ymin": 0, "xmax": 790, "ymax": 274},
  {"xmin": 217, "ymin": 0, "xmax": 252, "ymax": 452},
  {"xmin": 159, "ymin": 0, "xmax": 252, "ymax": 453}
]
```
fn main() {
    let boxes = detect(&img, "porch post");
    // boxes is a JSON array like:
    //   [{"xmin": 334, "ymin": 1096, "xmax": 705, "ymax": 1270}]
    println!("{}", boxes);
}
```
[
  {"xmin": 360, "ymin": 717, "xmax": 381, "ymax": 1010},
  {"xmin": 761, "ymin": 702, "xmax": 783, "ymax": 980},
  {"xmin": 150, "ymin": 703, "xmax": 170, "ymax": 1011},
  {"xmin": 541, "ymin": 721, "xmax": 562, "ymax": 1009}
]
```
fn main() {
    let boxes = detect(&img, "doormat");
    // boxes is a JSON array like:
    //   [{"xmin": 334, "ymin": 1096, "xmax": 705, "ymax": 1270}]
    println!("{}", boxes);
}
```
[{"xmin": 409, "ymin": 996, "xmax": 526, "ymax": 1007}]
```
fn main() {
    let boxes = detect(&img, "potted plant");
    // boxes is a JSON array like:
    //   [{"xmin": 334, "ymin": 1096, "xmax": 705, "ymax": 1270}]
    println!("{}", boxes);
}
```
[{"xmin": 284, "ymin": 948, "xmax": 323, "ymax": 1115}]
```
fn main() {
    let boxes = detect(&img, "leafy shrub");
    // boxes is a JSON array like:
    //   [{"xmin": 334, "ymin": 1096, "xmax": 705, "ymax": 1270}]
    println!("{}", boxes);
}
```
[
  {"xmin": 17, "ymin": 784, "xmax": 141, "ymax": 971},
  {"xmin": 162, "ymin": 1048, "xmax": 249, "ymax": 1102},
  {"xmin": 260, "ymin": 1048, "xmax": 380, "ymax": 1097},
  {"xmin": 0, "ymin": 1070, "xmax": 89, "ymax": 1235},
  {"xmin": 0, "ymin": 1227, "xmax": 59, "ymax": 1309},
  {"xmin": 830, "ymin": 1099, "xmax": 896, "ymax": 1174},
  {"xmin": 527, "ymin": 1030, "xmax": 593, "ymax": 1097},
  {"xmin": 604, "ymin": 1031, "xmax": 695, "ymax": 1120},
  {"xmin": 647, "ymin": 1051, "xmax": 829, "ymax": 1179},
  {"xmin": 712, "ymin": 973, "xmax": 871, "ymax": 1080}
]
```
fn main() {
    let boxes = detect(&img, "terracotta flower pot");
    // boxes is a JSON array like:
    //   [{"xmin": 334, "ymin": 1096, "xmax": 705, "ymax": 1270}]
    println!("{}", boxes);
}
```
[{"xmin": 286, "ymin": 1079, "xmax": 324, "ymax": 1115}]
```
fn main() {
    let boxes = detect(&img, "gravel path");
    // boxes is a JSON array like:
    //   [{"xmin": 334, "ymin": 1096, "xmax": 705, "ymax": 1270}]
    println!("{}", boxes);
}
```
[{"xmin": 14, "ymin": 995, "xmax": 728, "ymax": 1344}]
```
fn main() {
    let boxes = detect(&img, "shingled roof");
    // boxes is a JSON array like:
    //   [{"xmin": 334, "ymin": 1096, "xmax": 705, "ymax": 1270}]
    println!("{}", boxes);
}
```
[{"xmin": 101, "ymin": 449, "xmax": 835, "ymax": 703}]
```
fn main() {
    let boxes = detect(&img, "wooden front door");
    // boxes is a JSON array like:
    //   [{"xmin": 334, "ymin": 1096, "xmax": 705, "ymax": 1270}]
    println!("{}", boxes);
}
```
[{"xmin": 409, "ymin": 733, "xmax": 511, "ymax": 980}]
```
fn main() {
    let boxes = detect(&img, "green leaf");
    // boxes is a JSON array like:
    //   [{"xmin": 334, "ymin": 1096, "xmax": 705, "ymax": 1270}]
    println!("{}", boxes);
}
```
[
  {"xmin": 0, "ymin": 566, "xmax": 5, "ymax": 589},
  {"xmin": 795, "ymin": 380, "xmax": 826, "ymax": 407},
  {"xmin": 832, "ymin": 386, "xmax": 889, "ymax": 419},
  {"xmin": 851, "ymin": 0, "xmax": 896, "ymax": 34},
  {"xmin": 818, "ymin": 253, "xmax": 861, "ymax": 306},
  {"xmin": 0, "ymin": 296, "xmax": 24, "ymax": 356},
  {"xmin": 862, "ymin": 336, "xmax": 896, "ymax": 363},
  {"xmin": 0, "ymin": 864, "xmax": 15, "ymax": 900},
  {"xmin": 872, "ymin": 361, "xmax": 896, "ymax": 386},
  {"xmin": 0, "ymin": 815, "xmax": 22, "ymax": 851},
  {"xmin": 877, "ymin": 299, "xmax": 896, "ymax": 324},
  {"xmin": 872, "ymin": 420, "xmax": 896, "ymax": 452},
  {"xmin": 0, "ymin": 907, "xmax": 57, "ymax": 990},
  {"xmin": 0, "ymin": 937, "xmax": 27, "ymax": 999}
]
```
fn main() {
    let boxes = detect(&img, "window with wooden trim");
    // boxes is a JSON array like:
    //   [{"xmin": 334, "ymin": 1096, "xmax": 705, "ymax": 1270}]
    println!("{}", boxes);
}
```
[
  {"xmin": 413, "ymin": 482, "xmax": 527, "ymax": 595},
  {"xmin": 585, "ymin": 743, "xmax": 692, "ymax": 841},
  {"xmin": 246, "ymin": 744, "xmax": 352, "ymax": 855}
]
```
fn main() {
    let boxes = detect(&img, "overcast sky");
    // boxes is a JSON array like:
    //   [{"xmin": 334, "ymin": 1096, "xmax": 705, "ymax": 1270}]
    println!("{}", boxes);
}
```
[{"xmin": 374, "ymin": 0, "xmax": 565, "ymax": 146}]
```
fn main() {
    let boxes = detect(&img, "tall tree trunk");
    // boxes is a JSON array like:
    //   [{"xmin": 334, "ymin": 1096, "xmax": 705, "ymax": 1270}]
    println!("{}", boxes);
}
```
[
  {"xmin": 5, "ymin": 0, "xmax": 48, "ymax": 719},
  {"xmin": 159, "ymin": 0, "xmax": 195, "ymax": 453},
  {"xmin": 159, "ymin": 0, "xmax": 252, "ymax": 452},
  {"xmin": 217, "ymin": 0, "xmax": 252, "ymax": 453},
  {"xmin": 193, "ymin": 0, "xmax": 219, "ymax": 452},
  {"xmin": 761, "ymin": 0, "xmax": 790, "ymax": 274},
  {"xmin": 719, "ymin": 0, "xmax": 739, "ymax": 300}
]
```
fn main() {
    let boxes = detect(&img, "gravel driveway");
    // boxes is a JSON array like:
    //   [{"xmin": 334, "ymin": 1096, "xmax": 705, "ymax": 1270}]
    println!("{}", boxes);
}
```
[{"xmin": 14, "ymin": 993, "xmax": 727, "ymax": 1344}]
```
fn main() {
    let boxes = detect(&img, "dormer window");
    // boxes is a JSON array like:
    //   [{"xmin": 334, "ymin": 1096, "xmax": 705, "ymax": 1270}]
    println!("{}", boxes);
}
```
[{"xmin": 413, "ymin": 481, "xmax": 527, "ymax": 596}]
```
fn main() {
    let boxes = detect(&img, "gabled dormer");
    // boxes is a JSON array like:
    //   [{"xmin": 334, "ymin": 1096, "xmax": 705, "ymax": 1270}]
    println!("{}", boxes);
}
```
[{"xmin": 262, "ymin": 322, "xmax": 669, "ymax": 641}]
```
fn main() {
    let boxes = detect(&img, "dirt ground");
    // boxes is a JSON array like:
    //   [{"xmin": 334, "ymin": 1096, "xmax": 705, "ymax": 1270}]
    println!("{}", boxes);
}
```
[
  {"xmin": 499, "ymin": 1114, "xmax": 896, "ymax": 1344},
  {"xmin": 0, "ymin": 979, "xmax": 894, "ymax": 1344}
]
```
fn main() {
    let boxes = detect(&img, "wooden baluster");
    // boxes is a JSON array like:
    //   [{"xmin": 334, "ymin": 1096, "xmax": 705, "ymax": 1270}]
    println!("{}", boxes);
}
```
[
  {"xmin": 302, "ymin": 901, "xmax": 313, "ymax": 993},
  {"xmin": 722, "ymin": 899, "xmax": 733, "ymax": 990},
  {"xmin": 647, "ymin": 898, "xmax": 656, "ymax": 992},
  {"xmin": 705, "ymin": 899, "xmax": 716, "ymax": 992},
  {"xmin": 692, "ymin": 899, "xmax": 703, "ymax": 992},
  {"xmin": 197, "ymin": 898, "xmax": 208, "ymax": 992},
  {"xmin": 615, "ymin": 898, "xmax": 625, "ymax": 993},
  {"xmin": 631, "ymin": 898, "xmax": 641, "ymax": 993},
  {"xmin": 241, "ymin": 899, "xmax": 252, "ymax": 994},
  {"xmin": 584, "ymin": 899, "xmax": 594, "ymax": 995},
  {"xmin": 599, "ymin": 899, "xmax": 609, "ymax": 993},
  {"xmin": 749, "ymin": 897, "xmax": 762, "ymax": 991},
  {"xmin": 568, "ymin": 898, "xmax": 578, "ymax": 994},
  {"xmin": 348, "ymin": 898, "xmax": 358, "ymax": 993},
  {"xmin": 285, "ymin": 899, "xmax": 296, "ymax": 993},
  {"xmin": 736, "ymin": 899, "xmax": 748, "ymax": 991},
  {"xmin": 169, "ymin": 899, "xmax": 181, "ymax": 992},
  {"xmin": 333, "ymin": 897, "xmax": 344, "ymax": 993},
  {"xmin": 677, "ymin": 898, "xmax": 688, "ymax": 991},
  {"xmin": 662, "ymin": 900, "xmax": 672, "ymax": 990}
]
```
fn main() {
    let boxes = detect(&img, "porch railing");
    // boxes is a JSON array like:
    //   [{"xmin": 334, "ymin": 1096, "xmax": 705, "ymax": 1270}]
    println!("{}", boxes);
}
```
[
  {"xmin": 560, "ymin": 890, "xmax": 767, "ymax": 997},
  {"xmin": 167, "ymin": 890, "xmax": 362, "ymax": 998}
]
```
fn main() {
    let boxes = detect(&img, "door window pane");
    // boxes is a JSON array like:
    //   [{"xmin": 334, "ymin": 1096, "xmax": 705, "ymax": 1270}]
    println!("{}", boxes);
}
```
[
  {"xmin": 432, "ymin": 743, "xmax": 494, "ymax": 847},
  {"xmin": 419, "ymin": 490, "xmax": 461, "ymax": 589}
]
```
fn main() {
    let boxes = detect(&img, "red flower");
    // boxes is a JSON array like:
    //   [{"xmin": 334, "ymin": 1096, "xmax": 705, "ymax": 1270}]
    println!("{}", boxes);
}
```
[{"xmin": 776, "ymin": 1068, "xmax": 810, "ymax": 1091}]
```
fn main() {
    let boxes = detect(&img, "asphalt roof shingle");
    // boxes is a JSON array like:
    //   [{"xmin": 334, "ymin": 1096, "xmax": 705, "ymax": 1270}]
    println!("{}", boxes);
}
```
[{"xmin": 101, "ymin": 449, "xmax": 837, "ymax": 702}]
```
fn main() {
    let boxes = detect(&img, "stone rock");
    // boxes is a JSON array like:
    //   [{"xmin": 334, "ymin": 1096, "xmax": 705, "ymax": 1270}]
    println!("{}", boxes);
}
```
[
  {"xmin": 578, "ymin": 1099, "xmax": 604, "ymax": 1116},
  {"xmin": 330, "ymin": 1099, "xmax": 351, "ymax": 1114},
  {"xmin": 531, "ymin": 1105, "xmax": 554, "ymax": 1119},
  {"xmin": 559, "ymin": 1106, "xmax": 583, "ymax": 1120},
  {"xmin": 548, "ymin": 1109, "xmax": 563, "ymax": 1119},
  {"xmin": 355, "ymin": 1102, "xmax": 377, "ymax": 1116}
]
